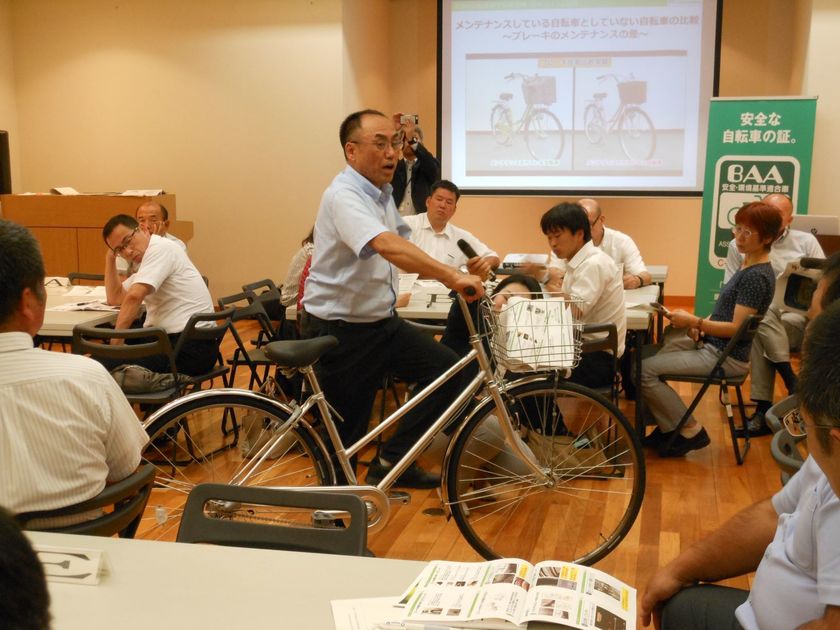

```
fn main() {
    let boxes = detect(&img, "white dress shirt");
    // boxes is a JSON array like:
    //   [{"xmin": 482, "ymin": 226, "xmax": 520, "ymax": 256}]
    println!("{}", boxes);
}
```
[
  {"xmin": 0, "ymin": 332, "xmax": 148, "ymax": 515},
  {"xmin": 403, "ymin": 213, "xmax": 498, "ymax": 269},
  {"xmin": 549, "ymin": 226, "xmax": 647, "ymax": 276}
]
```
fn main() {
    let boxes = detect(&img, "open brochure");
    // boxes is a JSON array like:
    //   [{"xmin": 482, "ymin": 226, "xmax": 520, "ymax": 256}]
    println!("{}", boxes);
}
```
[{"xmin": 399, "ymin": 559, "xmax": 635, "ymax": 630}]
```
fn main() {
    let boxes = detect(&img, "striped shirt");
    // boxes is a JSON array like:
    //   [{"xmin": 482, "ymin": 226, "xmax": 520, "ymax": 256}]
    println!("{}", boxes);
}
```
[{"xmin": 0, "ymin": 332, "xmax": 149, "ymax": 515}]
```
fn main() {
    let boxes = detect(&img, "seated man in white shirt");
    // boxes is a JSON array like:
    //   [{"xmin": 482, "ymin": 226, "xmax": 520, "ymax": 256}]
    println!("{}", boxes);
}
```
[
  {"xmin": 117, "ymin": 200, "xmax": 186, "ymax": 278},
  {"xmin": 724, "ymin": 193, "xmax": 825, "ymax": 435},
  {"xmin": 103, "ymin": 214, "xmax": 217, "ymax": 376},
  {"xmin": 548, "ymin": 198, "xmax": 651, "ymax": 290},
  {"xmin": 541, "ymin": 203, "xmax": 625, "ymax": 388},
  {"xmin": 403, "ymin": 180, "xmax": 500, "ymax": 279},
  {"xmin": 0, "ymin": 219, "xmax": 148, "ymax": 521}
]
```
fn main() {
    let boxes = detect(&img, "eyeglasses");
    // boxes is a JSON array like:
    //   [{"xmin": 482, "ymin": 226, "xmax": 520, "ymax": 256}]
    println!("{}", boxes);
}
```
[
  {"xmin": 782, "ymin": 408, "xmax": 837, "ymax": 437},
  {"xmin": 348, "ymin": 138, "xmax": 403, "ymax": 152},
  {"xmin": 112, "ymin": 227, "xmax": 139, "ymax": 257},
  {"xmin": 732, "ymin": 226, "xmax": 754, "ymax": 238}
]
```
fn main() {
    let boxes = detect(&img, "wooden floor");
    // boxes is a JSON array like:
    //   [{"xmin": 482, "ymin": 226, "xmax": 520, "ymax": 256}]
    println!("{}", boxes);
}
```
[{"xmin": 216, "ymin": 320, "xmax": 788, "ymax": 597}]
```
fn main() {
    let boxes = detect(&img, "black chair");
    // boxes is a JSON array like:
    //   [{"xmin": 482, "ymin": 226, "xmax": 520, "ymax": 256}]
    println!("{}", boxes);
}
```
[
  {"xmin": 16, "ymin": 464, "xmax": 156, "ymax": 538},
  {"xmin": 218, "ymin": 292, "xmax": 280, "ymax": 390},
  {"xmin": 242, "ymin": 279, "xmax": 285, "ymax": 345},
  {"xmin": 68, "ymin": 272, "xmax": 105, "ymax": 285},
  {"xmin": 580, "ymin": 322, "xmax": 620, "ymax": 404},
  {"xmin": 176, "ymin": 483, "xmax": 368, "ymax": 556},
  {"xmin": 174, "ymin": 306, "xmax": 236, "ymax": 390},
  {"xmin": 658, "ymin": 314, "xmax": 764, "ymax": 465}
]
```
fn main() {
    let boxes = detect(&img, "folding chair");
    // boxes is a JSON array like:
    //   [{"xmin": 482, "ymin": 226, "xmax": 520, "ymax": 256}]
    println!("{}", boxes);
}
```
[
  {"xmin": 766, "ymin": 395, "xmax": 805, "ymax": 485},
  {"xmin": 658, "ymin": 314, "xmax": 764, "ymax": 465},
  {"xmin": 580, "ymin": 322, "xmax": 620, "ymax": 405},
  {"xmin": 16, "ymin": 464, "xmax": 156, "ymax": 538},
  {"xmin": 242, "ymin": 279, "xmax": 285, "ymax": 346},
  {"xmin": 176, "ymin": 483, "xmax": 368, "ymax": 556},
  {"xmin": 173, "ymin": 306, "xmax": 236, "ymax": 390},
  {"xmin": 217, "ymin": 292, "xmax": 279, "ymax": 390}
]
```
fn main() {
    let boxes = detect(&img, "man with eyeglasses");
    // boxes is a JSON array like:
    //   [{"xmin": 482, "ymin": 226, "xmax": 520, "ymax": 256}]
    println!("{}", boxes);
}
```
[
  {"xmin": 0, "ymin": 219, "xmax": 148, "ymax": 523},
  {"xmin": 115, "ymin": 200, "xmax": 186, "ymax": 278},
  {"xmin": 391, "ymin": 113, "xmax": 440, "ymax": 216},
  {"xmin": 301, "ymin": 109, "xmax": 483, "ymax": 489},
  {"xmin": 403, "ymin": 179, "xmax": 499, "ymax": 277},
  {"xmin": 102, "ymin": 213, "xmax": 215, "ymax": 375},
  {"xmin": 724, "ymin": 193, "xmax": 825, "ymax": 436},
  {"xmin": 640, "ymin": 300, "xmax": 840, "ymax": 630}
]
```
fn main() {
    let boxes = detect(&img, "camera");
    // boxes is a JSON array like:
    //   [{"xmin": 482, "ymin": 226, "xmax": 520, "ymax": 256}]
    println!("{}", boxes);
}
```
[
  {"xmin": 400, "ymin": 114, "xmax": 419, "ymax": 125},
  {"xmin": 773, "ymin": 257, "xmax": 826, "ymax": 315}
]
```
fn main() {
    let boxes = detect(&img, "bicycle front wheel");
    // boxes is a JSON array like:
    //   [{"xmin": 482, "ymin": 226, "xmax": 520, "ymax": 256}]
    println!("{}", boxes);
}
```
[
  {"xmin": 619, "ymin": 106, "xmax": 655, "ymax": 160},
  {"xmin": 445, "ymin": 377, "xmax": 644, "ymax": 565},
  {"xmin": 138, "ymin": 389, "xmax": 335, "ymax": 540},
  {"xmin": 525, "ymin": 109, "xmax": 564, "ymax": 160}
]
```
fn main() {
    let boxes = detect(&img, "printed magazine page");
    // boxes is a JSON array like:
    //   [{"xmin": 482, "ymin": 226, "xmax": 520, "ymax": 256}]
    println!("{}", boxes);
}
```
[{"xmin": 400, "ymin": 559, "xmax": 635, "ymax": 630}]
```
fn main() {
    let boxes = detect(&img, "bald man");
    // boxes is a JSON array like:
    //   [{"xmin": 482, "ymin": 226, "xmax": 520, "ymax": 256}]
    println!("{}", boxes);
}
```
[
  {"xmin": 548, "ymin": 198, "xmax": 651, "ymax": 289},
  {"xmin": 724, "ymin": 193, "xmax": 824, "ymax": 435}
]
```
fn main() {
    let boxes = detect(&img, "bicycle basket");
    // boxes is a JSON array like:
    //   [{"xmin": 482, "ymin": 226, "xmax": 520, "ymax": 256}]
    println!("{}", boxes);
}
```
[
  {"xmin": 618, "ymin": 80, "xmax": 647, "ymax": 105},
  {"xmin": 480, "ymin": 295, "xmax": 583, "ymax": 373},
  {"xmin": 522, "ymin": 75, "xmax": 556, "ymax": 106}
]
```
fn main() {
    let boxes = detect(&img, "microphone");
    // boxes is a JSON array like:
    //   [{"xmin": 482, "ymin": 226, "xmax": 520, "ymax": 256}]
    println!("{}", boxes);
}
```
[{"xmin": 457, "ymin": 239, "xmax": 495, "ymax": 281}]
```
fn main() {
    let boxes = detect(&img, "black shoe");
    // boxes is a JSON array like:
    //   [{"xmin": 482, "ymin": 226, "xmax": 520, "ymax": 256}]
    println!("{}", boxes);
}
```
[
  {"xmin": 365, "ymin": 459, "xmax": 440, "ymax": 489},
  {"xmin": 734, "ymin": 412, "xmax": 773, "ymax": 438},
  {"xmin": 641, "ymin": 427, "xmax": 674, "ymax": 448},
  {"xmin": 658, "ymin": 428, "xmax": 711, "ymax": 458}
]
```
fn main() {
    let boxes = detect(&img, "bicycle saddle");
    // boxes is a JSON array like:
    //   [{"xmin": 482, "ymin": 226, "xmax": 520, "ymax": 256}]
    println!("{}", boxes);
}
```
[
  {"xmin": 500, "ymin": 93, "xmax": 513, "ymax": 101},
  {"xmin": 264, "ymin": 335, "xmax": 338, "ymax": 368}
]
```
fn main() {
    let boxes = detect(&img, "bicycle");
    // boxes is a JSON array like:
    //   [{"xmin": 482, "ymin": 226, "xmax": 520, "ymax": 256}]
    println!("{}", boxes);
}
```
[
  {"xmin": 137, "ymin": 289, "xmax": 645, "ymax": 565},
  {"xmin": 490, "ymin": 73, "xmax": 566, "ymax": 161},
  {"xmin": 583, "ymin": 73, "xmax": 656, "ymax": 161}
]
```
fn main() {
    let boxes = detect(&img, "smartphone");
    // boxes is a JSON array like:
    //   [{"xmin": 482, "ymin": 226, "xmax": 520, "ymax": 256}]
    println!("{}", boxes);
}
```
[
  {"xmin": 400, "ymin": 114, "xmax": 419, "ymax": 125},
  {"xmin": 649, "ymin": 302, "xmax": 671, "ymax": 317}
]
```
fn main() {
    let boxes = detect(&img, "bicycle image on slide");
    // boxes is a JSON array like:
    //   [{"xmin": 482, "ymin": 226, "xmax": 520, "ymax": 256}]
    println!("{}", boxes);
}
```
[
  {"xmin": 583, "ymin": 73, "xmax": 656, "ymax": 161},
  {"xmin": 491, "ymin": 73, "xmax": 566, "ymax": 161}
]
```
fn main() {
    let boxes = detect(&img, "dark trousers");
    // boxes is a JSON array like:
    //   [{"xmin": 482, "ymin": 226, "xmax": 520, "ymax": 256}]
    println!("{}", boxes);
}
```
[
  {"xmin": 661, "ymin": 585, "xmax": 747, "ymax": 630},
  {"xmin": 99, "ymin": 335, "xmax": 219, "ymax": 376},
  {"xmin": 301, "ymin": 312, "xmax": 463, "ymax": 464},
  {"xmin": 569, "ymin": 349, "xmax": 615, "ymax": 389}
]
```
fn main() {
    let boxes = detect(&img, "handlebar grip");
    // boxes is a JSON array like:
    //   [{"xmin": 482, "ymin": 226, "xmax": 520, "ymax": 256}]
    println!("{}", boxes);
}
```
[{"xmin": 464, "ymin": 286, "xmax": 476, "ymax": 297}]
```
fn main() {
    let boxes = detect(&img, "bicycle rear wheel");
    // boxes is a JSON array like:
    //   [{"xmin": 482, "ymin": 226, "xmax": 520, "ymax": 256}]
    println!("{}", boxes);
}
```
[
  {"xmin": 445, "ymin": 377, "xmax": 644, "ymax": 565},
  {"xmin": 525, "ymin": 109, "xmax": 564, "ymax": 160},
  {"xmin": 619, "ymin": 106, "xmax": 655, "ymax": 160},
  {"xmin": 138, "ymin": 389, "xmax": 334, "ymax": 541},
  {"xmin": 583, "ymin": 104, "xmax": 606, "ymax": 144},
  {"xmin": 491, "ymin": 105, "xmax": 513, "ymax": 146}
]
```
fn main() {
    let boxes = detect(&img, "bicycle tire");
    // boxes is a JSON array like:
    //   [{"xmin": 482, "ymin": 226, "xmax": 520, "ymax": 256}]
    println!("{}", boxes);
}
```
[
  {"xmin": 490, "ymin": 105, "xmax": 513, "ymax": 146},
  {"xmin": 524, "ymin": 109, "xmax": 564, "ymax": 160},
  {"xmin": 445, "ymin": 376, "xmax": 645, "ymax": 565},
  {"xmin": 138, "ymin": 389, "xmax": 335, "ymax": 540},
  {"xmin": 583, "ymin": 104, "xmax": 606, "ymax": 145},
  {"xmin": 618, "ymin": 106, "xmax": 656, "ymax": 160}
]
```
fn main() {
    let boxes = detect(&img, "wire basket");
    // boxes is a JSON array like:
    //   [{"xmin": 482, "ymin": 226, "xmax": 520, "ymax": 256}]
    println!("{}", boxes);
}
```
[
  {"xmin": 618, "ymin": 80, "xmax": 647, "ymax": 105},
  {"xmin": 480, "ymin": 295, "xmax": 583, "ymax": 373},
  {"xmin": 522, "ymin": 75, "xmax": 557, "ymax": 106}
]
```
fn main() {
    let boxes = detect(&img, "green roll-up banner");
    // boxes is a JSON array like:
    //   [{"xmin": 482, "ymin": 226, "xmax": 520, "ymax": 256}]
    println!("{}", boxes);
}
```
[{"xmin": 695, "ymin": 97, "xmax": 817, "ymax": 314}]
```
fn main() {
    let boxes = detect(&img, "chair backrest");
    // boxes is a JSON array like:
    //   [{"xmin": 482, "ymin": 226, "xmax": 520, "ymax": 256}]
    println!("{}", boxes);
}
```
[
  {"xmin": 68, "ymin": 272, "xmax": 105, "ymax": 285},
  {"xmin": 72, "ymin": 324, "xmax": 178, "ymax": 373},
  {"xmin": 172, "ymin": 307, "xmax": 235, "ymax": 385},
  {"xmin": 242, "ymin": 278, "xmax": 285, "ymax": 326},
  {"xmin": 580, "ymin": 322, "xmax": 620, "ymax": 401},
  {"xmin": 218, "ymin": 292, "xmax": 276, "ymax": 339},
  {"xmin": 16, "ymin": 464, "xmax": 156, "ymax": 538},
  {"xmin": 709, "ymin": 313, "xmax": 764, "ymax": 376},
  {"xmin": 177, "ymin": 484, "xmax": 368, "ymax": 556},
  {"xmin": 771, "ymin": 429, "xmax": 806, "ymax": 485},
  {"xmin": 765, "ymin": 394, "xmax": 798, "ymax": 433}
]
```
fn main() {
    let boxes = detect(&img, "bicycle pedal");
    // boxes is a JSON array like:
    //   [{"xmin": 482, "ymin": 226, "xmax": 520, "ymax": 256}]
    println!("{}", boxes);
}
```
[{"xmin": 386, "ymin": 491, "xmax": 411, "ymax": 505}]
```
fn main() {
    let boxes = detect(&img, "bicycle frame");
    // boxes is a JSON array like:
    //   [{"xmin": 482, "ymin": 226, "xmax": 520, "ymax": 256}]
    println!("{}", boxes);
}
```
[{"xmin": 230, "ymin": 294, "xmax": 552, "ymax": 522}]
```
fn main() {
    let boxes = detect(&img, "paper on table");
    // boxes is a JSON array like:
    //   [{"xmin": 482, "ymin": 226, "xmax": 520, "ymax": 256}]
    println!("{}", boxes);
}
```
[
  {"xmin": 34, "ymin": 544, "xmax": 109, "ymax": 586},
  {"xmin": 121, "ymin": 189, "xmax": 164, "ymax": 196},
  {"xmin": 331, "ymin": 596, "xmax": 405, "ymax": 630},
  {"xmin": 48, "ymin": 300, "xmax": 119, "ymax": 312},
  {"xmin": 399, "ymin": 273, "xmax": 419, "ymax": 294}
]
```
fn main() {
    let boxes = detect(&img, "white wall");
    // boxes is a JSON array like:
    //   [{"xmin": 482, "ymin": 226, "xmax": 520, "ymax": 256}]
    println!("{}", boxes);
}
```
[
  {"xmin": 9, "ymin": 0, "xmax": 346, "ymax": 298},
  {"xmin": 0, "ymin": 0, "xmax": 20, "ymax": 192},
  {"xmin": 804, "ymin": 0, "xmax": 839, "ymax": 215}
]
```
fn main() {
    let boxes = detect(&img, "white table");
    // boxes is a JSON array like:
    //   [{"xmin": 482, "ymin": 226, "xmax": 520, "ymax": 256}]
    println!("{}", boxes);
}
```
[
  {"xmin": 40, "ymin": 287, "xmax": 119, "ymax": 338},
  {"xmin": 28, "ymin": 531, "xmax": 426, "ymax": 630}
]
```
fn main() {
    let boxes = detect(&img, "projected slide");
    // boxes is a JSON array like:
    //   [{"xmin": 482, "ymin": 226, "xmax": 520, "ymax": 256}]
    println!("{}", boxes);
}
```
[{"xmin": 441, "ymin": 0, "xmax": 719, "ymax": 193}]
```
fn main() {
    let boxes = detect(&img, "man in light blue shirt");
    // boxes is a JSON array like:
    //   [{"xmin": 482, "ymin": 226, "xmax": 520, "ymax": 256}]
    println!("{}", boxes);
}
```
[{"xmin": 301, "ymin": 109, "xmax": 483, "ymax": 488}]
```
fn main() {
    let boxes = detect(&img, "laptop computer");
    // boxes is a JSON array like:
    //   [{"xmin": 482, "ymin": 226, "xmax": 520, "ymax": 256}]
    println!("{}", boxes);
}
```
[{"xmin": 790, "ymin": 214, "xmax": 840, "ymax": 236}]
